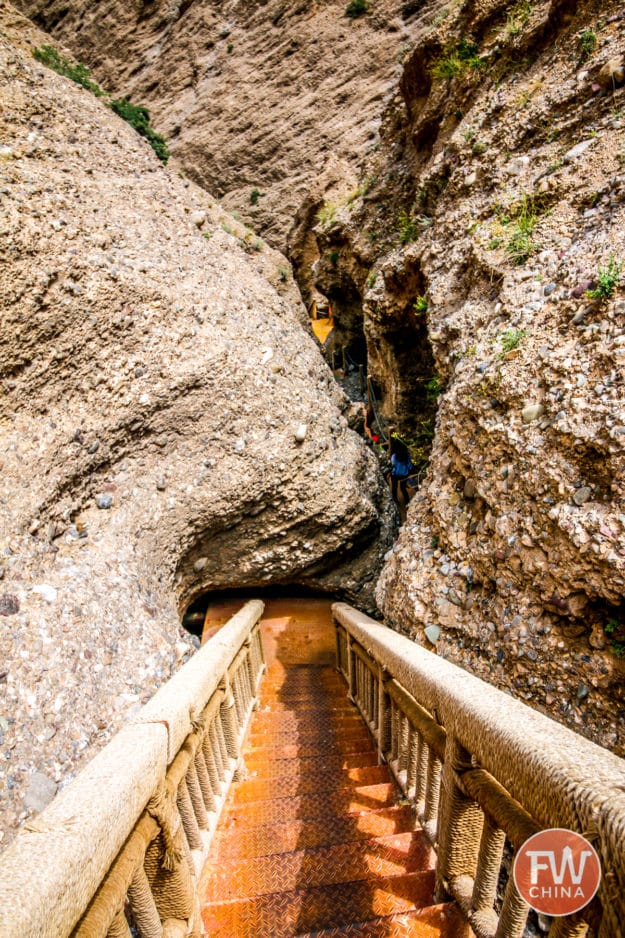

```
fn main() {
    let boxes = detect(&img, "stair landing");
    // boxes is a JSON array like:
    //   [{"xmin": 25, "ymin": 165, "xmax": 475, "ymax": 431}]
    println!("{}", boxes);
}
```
[{"xmin": 200, "ymin": 598, "xmax": 463, "ymax": 937}]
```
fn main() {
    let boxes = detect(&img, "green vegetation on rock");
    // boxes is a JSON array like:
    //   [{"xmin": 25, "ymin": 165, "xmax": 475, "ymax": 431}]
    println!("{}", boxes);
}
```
[{"xmin": 33, "ymin": 45, "xmax": 169, "ymax": 163}]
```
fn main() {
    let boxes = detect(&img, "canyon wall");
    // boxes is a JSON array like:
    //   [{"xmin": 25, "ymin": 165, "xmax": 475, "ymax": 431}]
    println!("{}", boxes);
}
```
[
  {"xmin": 307, "ymin": 0, "xmax": 625, "ymax": 754},
  {"xmin": 0, "ymin": 2, "xmax": 393, "ymax": 843},
  {"xmin": 13, "ymin": 0, "xmax": 417, "ymax": 249}
]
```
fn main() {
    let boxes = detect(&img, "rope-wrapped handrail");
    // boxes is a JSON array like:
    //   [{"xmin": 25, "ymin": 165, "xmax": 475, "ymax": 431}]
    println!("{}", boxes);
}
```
[
  {"xmin": 0, "ymin": 599, "xmax": 266, "ymax": 938},
  {"xmin": 333, "ymin": 601, "xmax": 625, "ymax": 938}
]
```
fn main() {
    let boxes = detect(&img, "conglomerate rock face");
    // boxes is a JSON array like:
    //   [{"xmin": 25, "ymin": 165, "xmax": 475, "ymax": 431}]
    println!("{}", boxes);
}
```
[
  {"xmin": 0, "ymin": 4, "xmax": 394, "ymax": 844},
  {"xmin": 12, "ymin": 0, "xmax": 416, "ymax": 248},
  {"xmin": 307, "ymin": 0, "xmax": 625, "ymax": 752}
]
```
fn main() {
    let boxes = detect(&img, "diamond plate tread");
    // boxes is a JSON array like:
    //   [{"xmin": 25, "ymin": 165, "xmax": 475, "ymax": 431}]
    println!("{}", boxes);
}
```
[
  {"xmin": 204, "ymin": 832, "xmax": 434, "ymax": 900},
  {"xmin": 226, "ymin": 783, "xmax": 398, "ymax": 826},
  {"xmin": 236, "ymin": 765, "xmax": 390, "ymax": 801},
  {"xmin": 202, "ymin": 870, "xmax": 437, "ymax": 937},
  {"xmin": 212, "ymin": 805, "xmax": 418, "ymax": 860},
  {"xmin": 252, "ymin": 713, "xmax": 365, "ymax": 732},
  {"xmin": 248, "ymin": 727, "xmax": 373, "ymax": 749},
  {"xmin": 244, "ymin": 739, "xmax": 377, "ymax": 760},
  {"xmin": 296, "ymin": 903, "xmax": 467, "ymax": 937},
  {"xmin": 244, "ymin": 752, "xmax": 380, "ymax": 778}
]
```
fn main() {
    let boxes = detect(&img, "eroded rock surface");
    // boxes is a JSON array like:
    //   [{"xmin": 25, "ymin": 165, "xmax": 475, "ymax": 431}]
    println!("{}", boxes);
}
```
[
  {"xmin": 305, "ymin": 0, "xmax": 625, "ymax": 752},
  {"xmin": 0, "ymin": 4, "xmax": 393, "ymax": 844},
  {"xmin": 13, "ymin": 0, "xmax": 416, "ymax": 247}
]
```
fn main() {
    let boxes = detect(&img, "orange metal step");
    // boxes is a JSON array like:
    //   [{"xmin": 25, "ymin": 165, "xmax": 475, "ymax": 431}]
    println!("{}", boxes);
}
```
[
  {"xmin": 235, "ymin": 765, "xmax": 391, "ymax": 801},
  {"xmin": 203, "ymin": 832, "xmax": 435, "ymax": 901},
  {"xmin": 202, "ymin": 870, "xmax": 437, "ymax": 937},
  {"xmin": 243, "ymin": 752, "xmax": 380, "ymax": 779},
  {"xmin": 212, "ymin": 805, "xmax": 419, "ymax": 860},
  {"xmin": 295, "ymin": 902, "xmax": 468, "ymax": 937}
]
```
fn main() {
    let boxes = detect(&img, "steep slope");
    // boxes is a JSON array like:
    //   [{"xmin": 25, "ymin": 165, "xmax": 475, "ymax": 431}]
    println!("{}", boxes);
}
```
[
  {"xmin": 0, "ymin": 2, "xmax": 393, "ymax": 845},
  {"xmin": 308, "ymin": 0, "xmax": 625, "ymax": 753},
  {"xmin": 13, "ymin": 0, "xmax": 417, "ymax": 248}
]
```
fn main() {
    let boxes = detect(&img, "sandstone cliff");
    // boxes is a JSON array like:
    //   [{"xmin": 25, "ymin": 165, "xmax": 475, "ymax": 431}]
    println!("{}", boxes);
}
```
[{"xmin": 0, "ymin": 2, "xmax": 393, "ymax": 843}]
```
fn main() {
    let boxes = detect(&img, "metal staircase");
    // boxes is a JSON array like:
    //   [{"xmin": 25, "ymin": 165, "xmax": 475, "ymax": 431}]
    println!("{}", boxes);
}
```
[{"xmin": 201, "ymin": 604, "xmax": 463, "ymax": 935}]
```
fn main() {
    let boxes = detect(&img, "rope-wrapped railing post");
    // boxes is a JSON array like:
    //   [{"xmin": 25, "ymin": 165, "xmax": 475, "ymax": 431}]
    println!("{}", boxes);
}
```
[
  {"xmin": 435, "ymin": 736, "xmax": 484, "ymax": 906},
  {"xmin": 128, "ymin": 864, "xmax": 163, "ymax": 938},
  {"xmin": 471, "ymin": 813, "xmax": 507, "ymax": 933},
  {"xmin": 377, "ymin": 666, "xmax": 390, "ymax": 766}
]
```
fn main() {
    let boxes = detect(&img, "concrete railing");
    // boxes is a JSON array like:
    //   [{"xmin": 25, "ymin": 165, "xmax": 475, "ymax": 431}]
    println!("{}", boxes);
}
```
[
  {"xmin": 0, "ymin": 600, "xmax": 266, "ymax": 938},
  {"xmin": 333, "ymin": 602, "xmax": 625, "ymax": 938}
]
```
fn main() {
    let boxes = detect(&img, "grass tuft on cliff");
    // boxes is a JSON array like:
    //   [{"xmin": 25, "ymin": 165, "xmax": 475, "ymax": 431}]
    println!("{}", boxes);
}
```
[
  {"xmin": 33, "ymin": 44, "xmax": 103, "ymax": 96},
  {"xmin": 32, "ymin": 45, "xmax": 169, "ymax": 164}
]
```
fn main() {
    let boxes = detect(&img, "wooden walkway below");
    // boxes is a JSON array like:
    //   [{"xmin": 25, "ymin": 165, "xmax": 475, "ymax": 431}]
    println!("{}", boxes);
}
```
[{"xmin": 200, "ymin": 599, "xmax": 464, "ymax": 937}]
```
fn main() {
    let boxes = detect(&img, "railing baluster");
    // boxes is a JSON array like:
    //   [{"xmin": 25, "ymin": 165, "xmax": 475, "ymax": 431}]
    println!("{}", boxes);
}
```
[
  {"xmin": 186, "ymin": 761, "xmax": 209, "ymax": 831},
  {"xmin": 436, "ymin": 738, "xmax": 484, "ymax": 902},
  {"xmin": 494, "ymin": 864, "xmax": 530, "ymax": 938},
  {"xmin": 471, "ymin": 813, "xmax": 506, "ymax": 915},
  {"xmin": 194, "ymin": 748, "xmax": 216, "ymax": 813},
  {"xmin": 127, "ymin": 864, "xmax": 163, "ymax": 938},
  {"xmin": 406, "ymin": 724, "xmax": 418, "ymax": 797},
  {"xmin": 423, "ymin": 746, "xmax": 442, "ymax": 834},
  {"xmin": 415, "ymin": 731, "xmax": 428, "ymax": 807},
  {"xmin": 177, "ymin": 778, "xmax": 204, "ymax": 852},
  {"xmin": 107, "ymin": 910, "xmax": 133, "ymax": 938},
  {"xmin": 209, "ymin": 723, "xmax": 225, "ymax": 781}
]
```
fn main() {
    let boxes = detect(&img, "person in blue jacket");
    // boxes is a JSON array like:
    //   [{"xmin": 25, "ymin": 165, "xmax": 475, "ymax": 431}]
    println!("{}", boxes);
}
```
[{"xmin": 388, "ymin": 433, "xmax": 414, "ymax": 504}]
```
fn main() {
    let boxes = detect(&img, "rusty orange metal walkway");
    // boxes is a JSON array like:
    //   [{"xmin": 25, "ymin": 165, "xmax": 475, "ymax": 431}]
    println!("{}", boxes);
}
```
[{"xmin": 200, "ymin": 599, "xmax": 464, "ymax": 937}]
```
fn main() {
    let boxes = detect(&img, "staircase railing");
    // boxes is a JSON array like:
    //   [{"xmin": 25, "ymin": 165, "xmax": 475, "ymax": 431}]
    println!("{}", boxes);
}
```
[
  {"xmin": 333, "ymin": 602, "xmax": 625, "ymax": 938},
  {"xmin": 0, "ymin": 599, "xmax": 266, "ymax": 938}
]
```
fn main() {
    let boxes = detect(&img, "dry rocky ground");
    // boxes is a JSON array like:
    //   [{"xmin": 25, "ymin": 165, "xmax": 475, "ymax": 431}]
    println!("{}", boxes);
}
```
[{"xmin": 0, "ymin": 2, "xmax": 393, "ymax": 844}]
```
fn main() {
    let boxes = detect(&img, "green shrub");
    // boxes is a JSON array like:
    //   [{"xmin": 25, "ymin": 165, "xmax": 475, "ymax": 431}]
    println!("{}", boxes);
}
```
[
  {"xmin": 33, "ymin": 45, "xmax": 170, "ymax": 164},
  {"xmin": 227, "ymin": 42, "xmax": 234, "ymax": 53},
  {"xmin": 317, "ymin": 202, "xmax": 337, "ymax": 226},
  {"xmin": 329, "ymin": 250, "xmax": 340, "ymax": 266},
  {"xmin": 432, "ymin": 38, "xmax": 483, "ymax": 80},
  {"xmin": 425, "ymin": 374, "xmax": 445, "ymax": 399},
  {"xmin": 606, "ymin": 619, "xmax": 625, "ymax": 658},
  {"xmin": 414, "ymin": 295, "xmax": 428, "ymax": 315},
  {"xmin": 33, "ymin": 45, "xmax": 103, "ymax": 96},
  {"xmin": 250, "ymin": 188, "xmax": 261, "ymax": 205},
  {"xmin": 578, "ymin": 30, "xmax": 597, "ymax": 59},
  {"xmin": 346, "ymin": 0, "xmax": 369, "ymax": 17},
  {"xmin": 109, "ymin": 98, "xmax": 169, "ymax": 163},
  {"xmin": 398, "ymin": 211, "xmax": 419, "ymax": 243},
  {"xmin": 586, "ymin": 256, "xmax": 622, "ymax": 301}
]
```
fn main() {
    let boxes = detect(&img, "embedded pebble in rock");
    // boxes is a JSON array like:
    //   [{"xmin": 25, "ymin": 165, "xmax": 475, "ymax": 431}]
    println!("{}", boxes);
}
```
[
  {"xmin": 573, "ymin": 486, "xmax": 593, "ymax": 506},
  {"xmin": 295, "ymin": 424, "xmax": 308, "ymax": 443},
  {"xmin": 32, "ymin": 585, "xmax": 57, "ymax": 603},
  {"xmin": 23, "ymin": 773, "xmax": 57, "ymax": 813},
  {"xmin": 424, "ymin": 624, "xmax": 441, "ymax": 644},
  {"xmin": 96, "ymin": 494, "xmax": 113, "ymax": 510},
  {"xmin": 522, "ymin": 403, "xmax": 545, "ymax": 423},
  {"xmin": 0, "ymin": 595, "xmax": 19, "ymax": 616}
]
